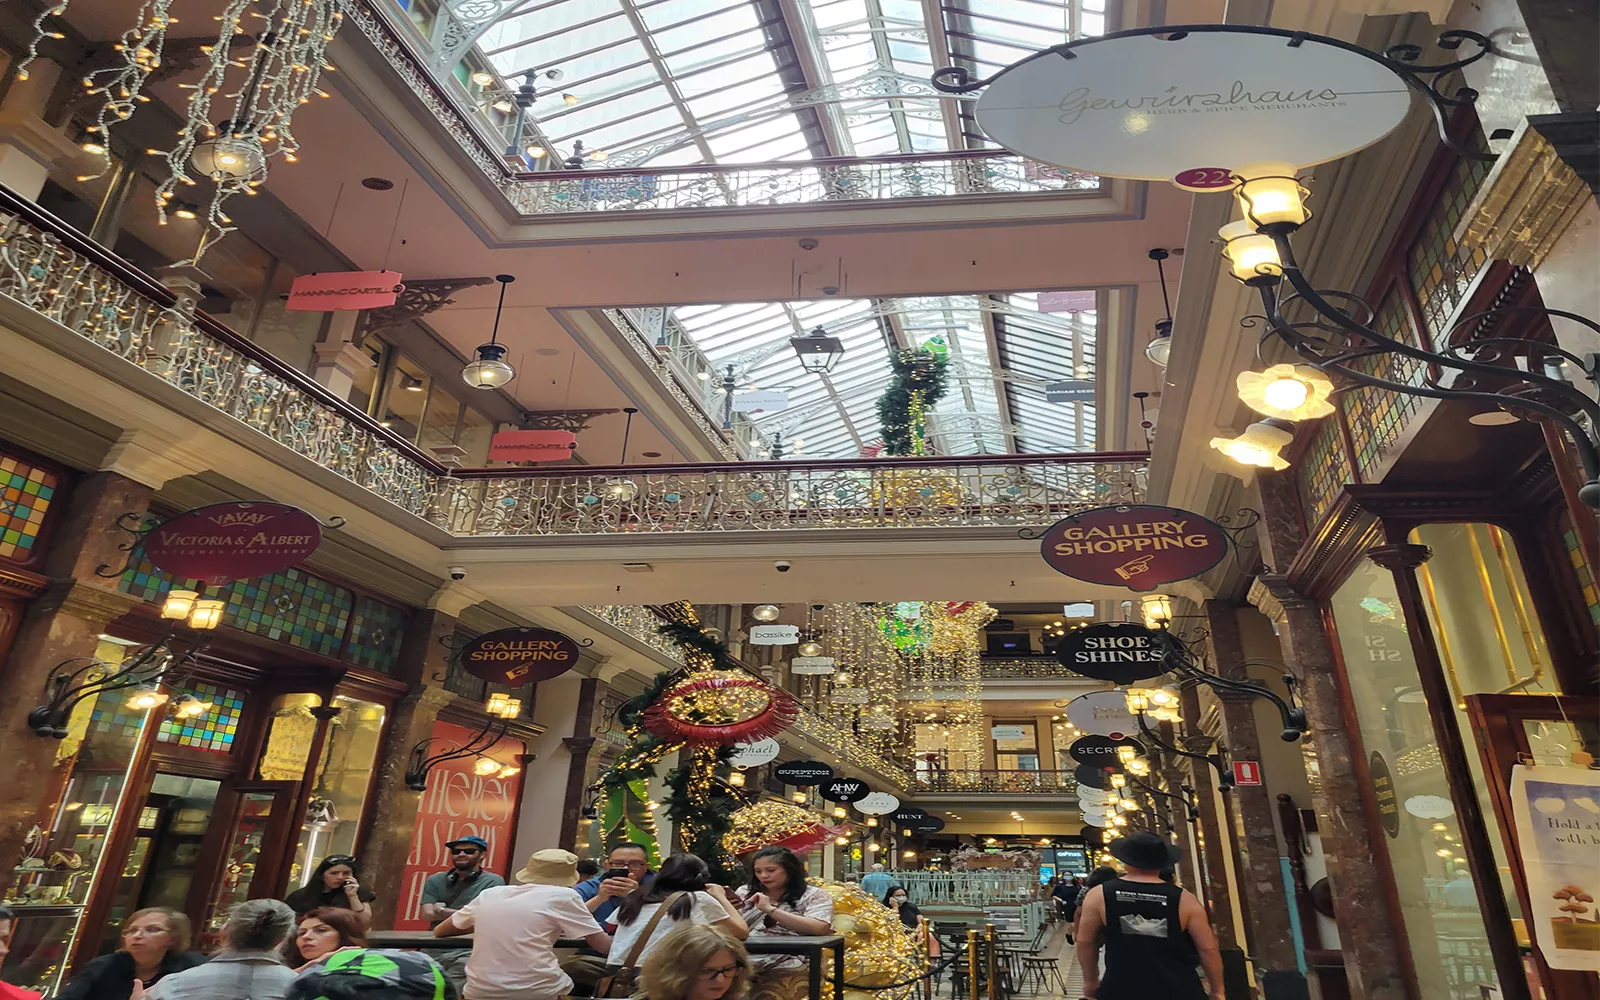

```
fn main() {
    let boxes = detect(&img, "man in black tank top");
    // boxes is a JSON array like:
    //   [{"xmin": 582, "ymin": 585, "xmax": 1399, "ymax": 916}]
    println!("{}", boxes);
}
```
[{"xmin": 1073, "ymin": 832, "xmax": 1224, "ymax": 1000}]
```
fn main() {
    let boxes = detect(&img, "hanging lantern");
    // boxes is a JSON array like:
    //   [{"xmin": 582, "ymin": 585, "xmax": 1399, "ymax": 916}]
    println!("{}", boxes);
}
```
[
  {"xmin": 641, "ymin": 670, "xmax": 800, "ymax": 744},
  {"xmin": 751, "ymin": 604, "xmax": 781, "ymax": 622}
]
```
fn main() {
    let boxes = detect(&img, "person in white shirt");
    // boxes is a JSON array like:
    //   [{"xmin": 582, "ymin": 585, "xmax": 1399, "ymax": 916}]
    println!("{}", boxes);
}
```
[
  {"xmin": 435, "ymin": 848, "xmax": 612, "ymax": 1000},
  {"xmin": 609, "ymin": 853, "xmax": 749, "ymax": 970}
]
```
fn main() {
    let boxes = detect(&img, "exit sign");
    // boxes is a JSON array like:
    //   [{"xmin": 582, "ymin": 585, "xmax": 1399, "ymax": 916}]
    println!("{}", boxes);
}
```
[{"xmin": 1232, "ymin": 761, "xmax": 1262, "ymax": 786}]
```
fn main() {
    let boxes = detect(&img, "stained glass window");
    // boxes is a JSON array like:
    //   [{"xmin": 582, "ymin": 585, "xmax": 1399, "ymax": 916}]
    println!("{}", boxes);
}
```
[
  {"xmin": 345, "ymin": 597, "xmax": 407, "ymax": 674},
  {"xmin": 156, "ymin": 680, "xmax": 245, "ymax": 753},
  {"xmin": 1344, "ymin": 290, "xmax": 1426, "ymax": 480},
  {"xmin": 1296, "ymin": 419, "xmax": 1351, "ymax": 530},
  {"xmin": 1558, "ymin": 508, "xmax": 1600, "ymax": 630},
  {"xmin": 1407, "ymin": 152, "xmax": 1492, "ymax": 341},
  {"xmin": 222, "ymin": 570, "xmax": 352, "ymax": 657},
  {"xmin": 0, "ymin": 454, "xmax": 59, "ymax": 563}
]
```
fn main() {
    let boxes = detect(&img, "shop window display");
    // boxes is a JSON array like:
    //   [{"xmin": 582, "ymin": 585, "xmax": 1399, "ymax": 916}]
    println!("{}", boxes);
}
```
[
  {"xmin": 1329, "ymin": 559, "xmax": 1497, "ymax": 1000},
  {"xmin": 285, "ymin": 696, "xmax": 386, "ymax": 893}
]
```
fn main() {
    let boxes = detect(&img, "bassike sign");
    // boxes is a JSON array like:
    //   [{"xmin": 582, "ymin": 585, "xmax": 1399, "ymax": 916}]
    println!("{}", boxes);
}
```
[
  {"xmin": 143, "ymin": 502, "xmax": 324, "ymax": 585},
  {"xmin": 971, "ymin": 28, "xmax": 1413, "ymax": 184},
  {"xmin": 1055, "ymin": 622, "xmax": 1170, "ymax": 684},
  {"xmin": 1040, "ymin": 504, "xmax": 1228, "ymax": 591},
  {"xmin": 458, "ymin": 627, "xmax": 581, "ymax": 685}
]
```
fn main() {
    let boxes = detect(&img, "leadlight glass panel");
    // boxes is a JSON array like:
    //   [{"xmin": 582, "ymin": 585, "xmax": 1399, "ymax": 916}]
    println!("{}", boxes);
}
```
[
  {"xmin": 1407, "ymin": 152, "xmax": 1492, "ymax": 341},
  {"xmin": 345, "ymin": 597, "xmax": 407, "ymax": 674},
  {"xmin": 221, "ymin": 570, "xmax": 352, "ymax": 657},
  {"xmin": 0, "ymin": 453, "xmax": 58, "ymax": 563},
  {"xmin": 1344, "ymin": 290, "xmax": 1426, "ymax": 480},
  {"xmin": 1296, "ymin": 419, "xmax": 1350, "ymax": 530},
  {"xmin": 155, "ymin": 680, "xmax": 245, "ymax": 753},
  {"xmin": 1558, "ymin": 508, "xmax": 1600, "ymax": 630}
]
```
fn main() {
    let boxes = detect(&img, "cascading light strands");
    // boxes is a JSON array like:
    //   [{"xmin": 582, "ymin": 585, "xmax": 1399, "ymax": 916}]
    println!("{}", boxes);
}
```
[
  {"xmin": 820, "ymin": 603, "xmax": 904, "ymax": 758},
  {"xmin": 57, "ymin": 0, "xmax": 180, "ymax": 183},
  {"xmin": 155, "ymin": 0, "xmax": 342, "ymax": 262},
  {"xmin": 905, "ymin": 602, "xmax": 993, "ymax": 783}
]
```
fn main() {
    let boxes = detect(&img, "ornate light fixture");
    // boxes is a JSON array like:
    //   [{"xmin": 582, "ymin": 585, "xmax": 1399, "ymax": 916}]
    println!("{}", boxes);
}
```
[
  {"xmin": 1145, "ymin": 250, "xmax": 1175, "ymax": 368},
  {"xmin": 404, "ymin": 692, "xmax": 521, "ymax": 791},
  {"xmin": 29, "ymin": 632, "xmax": 205, "ymax": 738},
  {"xmin": 751, "ymin": 605, "xmax": 781, "ymax": 622},
  {"xmin": 1210, "ymin": 418, "xmax": 1294, "ymax": 471},
  {"xmin": 463, "ymin": 275, "xmax": 517, "ymax": 389},
  {"xmin": 791, "ymin": 328, "xmax": 846, "ymax": 374},
  {"xmin": 1235, "ymin": 364, "xmax": 1337, "ymax": 421}
]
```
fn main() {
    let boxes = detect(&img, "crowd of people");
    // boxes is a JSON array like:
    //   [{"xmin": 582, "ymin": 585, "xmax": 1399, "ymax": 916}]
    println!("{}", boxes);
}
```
[{"xmin": 0, "ymin": 829, "xmax": 1223, "ymax": 1000}]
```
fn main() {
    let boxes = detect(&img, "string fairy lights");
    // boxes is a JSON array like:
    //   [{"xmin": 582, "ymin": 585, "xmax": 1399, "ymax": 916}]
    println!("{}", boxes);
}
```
[{"xmin": 69, "ymin": 0, "xmax": 178, "ymax": 183}]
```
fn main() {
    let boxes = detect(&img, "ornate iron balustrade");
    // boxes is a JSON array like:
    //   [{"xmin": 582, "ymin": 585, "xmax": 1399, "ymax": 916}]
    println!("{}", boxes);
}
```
[
  {"xmin": 603, "ymin": 308, "xmax": 743, "ymax": 460},
  {"xmin": 504, "ymin": 151, "xmax": 1100, "ymax": 215},
  {"xmin": 914, "ymin": 768, "xmax": 1079, "ymax": 794},
  {"xmin": 982, "ymin": 658, "xmax": 1079, "ymax": 679},
  {"xmin": 577, "ymin": 605, "xmax": 686, "ymax": 664},
  {"xmin": 0, "ymin": 191, "xmax": 447, "ymax": 518},
  {"xmin": 439, "ymin": 453, "xmax": 1146, "ymax": 535}
]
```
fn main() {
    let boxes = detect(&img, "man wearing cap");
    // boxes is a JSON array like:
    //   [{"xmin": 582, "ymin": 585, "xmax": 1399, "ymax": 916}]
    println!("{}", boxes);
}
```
[
  {"xmin": 1074, "ymin": 831, "xmax": 1224, "ymax": 1000},
  {"xmin": 421, "ymin": 835, "xmax": 505, "ymax": 993},
  {"xmin": 436, "ymin": 848, "xmax": 611, "ymax": 1000}
]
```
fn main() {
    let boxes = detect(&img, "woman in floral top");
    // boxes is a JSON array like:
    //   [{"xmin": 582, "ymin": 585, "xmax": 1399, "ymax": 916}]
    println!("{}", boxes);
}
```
[{"xmin": 735, "ymin": 847, "xmax": 835, "ymax": 974}]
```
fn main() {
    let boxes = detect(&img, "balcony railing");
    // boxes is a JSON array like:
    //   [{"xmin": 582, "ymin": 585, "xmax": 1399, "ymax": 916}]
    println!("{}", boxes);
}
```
[
  {"xmin": 0, "ymin": 186, "xmax": 1147, "ymax": 536},
  {"xmin": 914, "ymin": 769, "xmax": 1078, "ymax": 794},
  {"xmin": 439, "ymin": 453, "xmax": 1146, "ymax": 535},
  {"xmin": 982, "ymin": 658, "xmax": 1074, "ymax": 679},
  {"xmin": 503, "ymin": 151, "xmax": 1100, "ymax": 216},
  {"xmin": 790, "ymin": 709, "xmax": 913, "ymax": 789}
]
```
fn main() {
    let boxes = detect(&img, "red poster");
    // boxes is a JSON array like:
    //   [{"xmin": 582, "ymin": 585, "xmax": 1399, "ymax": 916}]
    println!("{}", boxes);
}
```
[
  {"xmin": 394, "ymin": 720, "xmax": 526, "ymax": 931},
  {"xmin": 286, "ymin": 270, "xmax": 404, "ymax": 311}
]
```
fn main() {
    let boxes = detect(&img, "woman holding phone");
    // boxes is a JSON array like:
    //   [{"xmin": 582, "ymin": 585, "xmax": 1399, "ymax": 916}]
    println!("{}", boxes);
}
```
[{"xmin": 284, "ymin": 854, "xmax": 376, "ymax": 927}]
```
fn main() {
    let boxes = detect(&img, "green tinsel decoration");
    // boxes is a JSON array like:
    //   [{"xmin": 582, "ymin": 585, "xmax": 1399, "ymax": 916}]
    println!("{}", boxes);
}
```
[
  {"xmin": 663, "ymin": 744, "xmax": 742, "ymax": 883},
  {"xmin": 655, "ymin": 621, "xmax": 742, "ymax": 670},
  {"xmin": 875, "ymin": 348, "xmax": 949, "ymax": 456}
]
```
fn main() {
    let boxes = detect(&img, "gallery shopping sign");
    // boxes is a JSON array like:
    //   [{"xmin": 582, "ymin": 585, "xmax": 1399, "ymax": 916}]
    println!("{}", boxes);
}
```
[
  {"xmin": 1040, "ymin": 505, "xmax": 1228, "ymax": 591},
  {"xmin": 457, "ymin": 627, "xmax": 583, "ymax": 685},
  {"xmin": 143, "ymin": 502, "xmax": 324, "ymax": 585},
  {"xmin": 961, "ymin": 25, "xmax": 1414, "ymax": 186}
]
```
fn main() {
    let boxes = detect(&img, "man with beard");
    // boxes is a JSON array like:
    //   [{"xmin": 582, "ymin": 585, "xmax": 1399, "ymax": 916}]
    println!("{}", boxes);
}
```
[{"xmin": 421, "ymin": 836, "xmax": 505, "ymax": 993}]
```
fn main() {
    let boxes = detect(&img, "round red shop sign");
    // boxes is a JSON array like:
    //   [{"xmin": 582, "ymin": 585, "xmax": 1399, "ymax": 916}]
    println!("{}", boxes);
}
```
[
  {"xmin": 1039, "ymin": 504, "xmax": 1228, "ymax": 591},
  {"xmin": 144, "ymin": 502, "xmax": 324, "ymax": 585},
  {"xmin": 458, "ymin": 627, "xmax": 582, "ymax": 686}
]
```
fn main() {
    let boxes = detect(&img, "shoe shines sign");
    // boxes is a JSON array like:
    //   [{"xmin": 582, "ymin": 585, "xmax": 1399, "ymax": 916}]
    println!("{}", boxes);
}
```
[
  {"xmin": 458, "ymin": 627, "xmax": 583, "ymax": 685},
  {"xmin": 966, "ymin": 26, "xmax": 1413, "ymax": 186},
  {"xmin": 142, "ymin": 502, "xmax": 324, "ymax": 585},
  {"xmin": 1055, "ymin": 622, "xmax": 1170, "ymax": 684},
  {"xmin": 1039, "ymin": 504, "xmax": 1228, "ymax": 591}
]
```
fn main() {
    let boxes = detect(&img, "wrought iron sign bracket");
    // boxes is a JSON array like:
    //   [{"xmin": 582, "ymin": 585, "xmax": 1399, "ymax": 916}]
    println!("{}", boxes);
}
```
[
  {"xmin": 94, "ymin": 511, "xmax": 160, "ymax": 578},
  {"xmin": 1135, "ymin": 711, "xmax": 1236, "ymax": 790},
  {"xmin": 404, "ymin": 712, "xmax": 512, "ymax": 791},
  {"xmin": 28, "ymin": 630, "xmax": 206, "ymax": 738}
]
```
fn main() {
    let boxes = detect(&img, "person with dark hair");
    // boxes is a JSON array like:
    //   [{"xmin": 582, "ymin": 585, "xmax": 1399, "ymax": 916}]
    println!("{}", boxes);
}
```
[
  {"xmin": 735, "ymin": 848, "xmax": 833, "ymax": 975},
  {"xmin": 284, "ymin": 855, "xmax": 375, "ymax": 926},
  {"xmin": 576, "ymin": 859, "xmax": 601, "ymax": 880},
  {"xmin": 138, "ymin": 899, "xmax": 297, "ymax": 999},
  {"xmin": 55, "ymin": 908, "xmax": 204, "ymax": 1000},
  {"xmin": 1075, "ymin": 832, "xmax": 1223, "ymax": 1000},
  {"xmin": 609, "ymin": 854, "xmax": 748, "ymax": 967},
  {"xmin": 0, "ymin": 905, "xmax": 43, "ymax": 1000},
  {"xmin": 576, "ymin": 843, "xmax": 655, "ymax": 926},
  {"xmin": 281, "ymin": 908, "xmax": 367, "ymax": 971},
  {"xmin": 880, "ymin": 886, "xmax": 921, "ymax": 930}
]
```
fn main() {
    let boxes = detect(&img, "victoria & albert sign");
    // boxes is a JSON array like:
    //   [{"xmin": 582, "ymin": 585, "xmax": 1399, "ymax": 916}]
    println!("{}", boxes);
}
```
[
  {"xmin": 143, "ymin": 502, "xmax": 324, "ymax": 585},
  {"xmin": 940, "ymin": 26, "xmax": 1416, "ymax": 186},
  {"xmin": 1040, "ymin": 505, "xmax": 1228, "ymax": 591}
]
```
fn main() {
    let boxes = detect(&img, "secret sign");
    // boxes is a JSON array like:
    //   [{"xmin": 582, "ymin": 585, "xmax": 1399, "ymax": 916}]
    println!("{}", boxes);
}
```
[
  {"xmin": 143, "ymin": 502, "xmax": 323, "ymax": 585},
  {"xmin": 1040, "ymin": 504, "xmax": 1228, "ymax": 591},
  {"xmin": 1056, "ymin": 622, "xmax": 1170, "ymax": 684},
  {"xmin": 458, "ymin": 627, "xmax": 581, "ymax": 686}
]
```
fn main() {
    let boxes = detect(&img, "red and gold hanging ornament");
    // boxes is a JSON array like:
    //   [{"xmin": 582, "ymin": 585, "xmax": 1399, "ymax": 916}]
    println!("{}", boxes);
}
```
[
  {"xmin": 642, "ymin": 670, "xmax": 799, "ymax": 744},
  {"xmin": 724, "ymin": 799, "xmax": 830, "ymax": 857}
]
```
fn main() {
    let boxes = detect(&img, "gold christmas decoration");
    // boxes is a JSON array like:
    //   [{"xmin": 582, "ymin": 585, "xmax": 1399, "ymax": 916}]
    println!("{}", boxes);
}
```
[
  {"xmin": 723, "ymin": 799, "xmax": 828, "ymax": 857},
  {"xmin": 819, "ymin": 880, "xmax": 927, "ymax": 999}
]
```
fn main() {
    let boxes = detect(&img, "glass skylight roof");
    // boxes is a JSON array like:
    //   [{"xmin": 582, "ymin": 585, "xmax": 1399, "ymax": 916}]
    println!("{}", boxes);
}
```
[
  {"xmin": 467, "ymin": 0, "xmax": 1108, "ymax": 166},
  {"xmin": 668, "ymin": 292, "xmax": 1098, "ymax": 459}
]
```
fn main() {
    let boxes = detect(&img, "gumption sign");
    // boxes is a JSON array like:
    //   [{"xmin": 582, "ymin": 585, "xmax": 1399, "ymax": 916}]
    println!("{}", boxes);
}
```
[
  {"xmin": 459, "ymin": 627, "xmax": 582, "ymax": 686},
  {"xmin": 1040, "ymin": 504, "xmax": 1229, "ymax": 591}
]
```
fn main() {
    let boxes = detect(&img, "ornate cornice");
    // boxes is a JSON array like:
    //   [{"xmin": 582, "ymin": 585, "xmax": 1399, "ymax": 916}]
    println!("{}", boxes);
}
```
[
  {"xmin": 363, "ymin": 277, "xmax": 495, "ymax": 339},
  {"xmin": 0, "ymin": 565, "xmax": 48, "ymax": 602},
  {"xmin": 1286, "ymin": 490, "xmax": 1383, "ymax": 599},
  {"xmin": 34, "ymin": 579, "xmax": 143, "ymax": 626},
  {"xmin": 1459, "ymin": 112, "xmax": 1598, "ymax": 270}
]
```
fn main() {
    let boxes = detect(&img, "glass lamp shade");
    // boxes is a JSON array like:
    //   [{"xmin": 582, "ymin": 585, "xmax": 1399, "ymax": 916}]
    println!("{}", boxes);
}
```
[
  {"xmin": 462, "ymin": 344, "xmax": 516, "ymax": 389},
  {"xmin": 1210, "ymin": 417, "xmax": 1295, "ymax": 471},
  {"xmin": 474, "ymin": 757, "xmax": 501, "ymax": 776},
  {"xmin": 161, "ymin": 589, "xmax": 199, "ymax": 620},
  {"xmin": 1233, "ymin": 161, "xmax": 1308, "ymax": 227},
  {"xmin": 126, "ymin": 686, "xmax": 169, "ymax": 711},
  {"xmin": 1139, "ymin": 594, "xmax": 1173, "ymax": 627},
  {"xmin": 1124, "ymin": 688, "xmax": 1151, "ymax": 714},
  {"xmin": 486, "ymin": 692, "xmax": 511, "ymax": 715},
  {"xmin": 191, "ymin": 132, "xmax": 267, "ymax": 180},
  {"xmin": 1218, "ymin": 220, "xmax": 1284, "ymax": 282},
  {"xmin": 790, "ymin": 330, "xmax": 845, "ymax": 374},
  {"xmin": 188, "ymin": 598, "xmax": 226, "ymax": 630},
  {"xmin": 1236, "ymin": 364, "xmax": 1336, "ymax": 420},
  {"xmin": 752, "ymin": 604, "xmax": 781, "ymax": 622},
  {"xmin": 728, "ymin": 771, "xmax": 746, "ymax": 787},
  {"xmin": 1145, "ymin": 325, "xmax": 1172, "ymax": 367},
  {"xmin": 797, "ymin": 640, "xmax": 823, "ymax": 657}
]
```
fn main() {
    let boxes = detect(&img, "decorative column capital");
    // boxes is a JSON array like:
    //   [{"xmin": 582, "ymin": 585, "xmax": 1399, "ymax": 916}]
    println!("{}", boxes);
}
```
[
  {"xmin": 310, "ymin": 705, "xmax": 343, "ymax": 722},
  {"xmin": 562, "ymin": 736, "xmax": 596, "ymax": 754},
  {"xmin": 1462, "ymin": 112, "xmax": 1598, "ymax": 270},
  {"xmin": 36, "ymin": 579, "xmax": 142, "ymax": 627},
  {"xmin": 1367, "ymin": 543, "xmax": 1431, "ymax": 571},
  {"xmin": 409, "ymin": 684, "xmax": 457, "ymax": 714},
  {"xmin": 1180, "ymin": 733, "xmax": 1218, "ymax": 755}
]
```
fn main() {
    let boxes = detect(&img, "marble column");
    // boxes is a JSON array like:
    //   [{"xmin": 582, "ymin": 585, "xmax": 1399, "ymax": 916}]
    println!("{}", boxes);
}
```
[
  {"xmin": 1161, "ymin": 760, "xmax": 1201, "ymax": 894},
  {"xmin": 1250, "ymin": 470, "xmax": 1415, "ymax": 1000},
  {"xmin": 0, "ymin": 472, "xmax": 152, "ymax": 884},
  {"xmin": 558, "ymin": 677, "xmax": 599, "ymax": 851},
  {"xmin": 1180, "ymin": 684, "xmax": 1239, "ymax": 950},
  {"xmin": 363, "ymin": 608, "xmax": 457, "ymax": 930}
]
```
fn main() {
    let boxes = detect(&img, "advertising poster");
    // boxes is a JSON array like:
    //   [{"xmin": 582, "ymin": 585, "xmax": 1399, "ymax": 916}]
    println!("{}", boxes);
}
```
[
  {"xmin": 394, "ymin": 721, "xmax": 525, "ymax": 930},
  {"xmin": 1509, "ymin": 764, "xmax": 1600, "ymax": 970}
]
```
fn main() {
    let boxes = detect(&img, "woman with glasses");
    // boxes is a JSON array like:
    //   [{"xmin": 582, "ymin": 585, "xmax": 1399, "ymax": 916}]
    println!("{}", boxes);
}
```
[
  {"xmin": 283, "ymin": 855, "xmax": 375, "ymax": 927},
  {"xmin": 639, "ymin": 925, "xmax": 750, "ymax": 1000},
  {"xmin": 54, "ymin": 908, "xmax": 204, "ymax": 1000}
]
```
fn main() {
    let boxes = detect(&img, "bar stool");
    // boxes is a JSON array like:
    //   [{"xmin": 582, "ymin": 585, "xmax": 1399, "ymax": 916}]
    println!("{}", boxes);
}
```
[{"xmin": 1019, "ymin": 955, "xmax": 1070, "ymax": 996}]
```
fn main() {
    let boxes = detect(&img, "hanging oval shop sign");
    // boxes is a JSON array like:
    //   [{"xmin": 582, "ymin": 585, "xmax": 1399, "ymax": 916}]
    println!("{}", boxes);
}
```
[
  {"xmin": 909, "ymin": 816, "xmax": 945, "ymax": 833},
  {"xmin": 774, "ymin": 760, "xmax": 835, "ymax": 786},
  {"xmin": 820, "ymin": 777, "xmax": 871, "ymax": 803},
  {"xmin": 459, "ymin": 626, "xmax": 582, "ymax": 685},
  {"xmin": 1075, "ymin": 764, "xmax": 1114, "ymax": 789},
  {"xmin": 968, "ymin": 26, "xmax": 1414, "ymax": 182},
  {"xmin": 1055, "ymin": 622, "xmax": 1171, "ymax": 684},
  {"xmin": 1067, "ymin": 735, "xmax": 1143, "ymax": 766},
  {"xmin": 1040, "ymin": 505, "xmax": 1228, "ymax": 592},
  {"xmin": 856, "ymin": 792, "xmax": 901, "ymax": 815},
  {"xmin": 143, "ymin": 502, "xmax": 324, "ymax": 585},
  {"xmin": 1065, "ymin": 690, "xmax": 1138, "ymax": 739},
  {"xmin": 730, "ymin": 738, "xmax": 782, "ymax": 768},
  {"xmin": 891, "ymin": 807, "xmax": 929, "ymax": 824}
]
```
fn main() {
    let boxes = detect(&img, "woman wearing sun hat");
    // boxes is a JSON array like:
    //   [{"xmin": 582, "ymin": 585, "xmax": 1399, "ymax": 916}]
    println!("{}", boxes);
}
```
[{"xmin": 435, "ymin": 848, "xmax": 613, "ymax": 1000}]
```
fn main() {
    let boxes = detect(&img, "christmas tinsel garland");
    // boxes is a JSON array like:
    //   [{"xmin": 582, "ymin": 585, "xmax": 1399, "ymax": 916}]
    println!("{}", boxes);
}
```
[{"xmin": 875, "ymin": 348, "xmax": 949, "ymax": 456}]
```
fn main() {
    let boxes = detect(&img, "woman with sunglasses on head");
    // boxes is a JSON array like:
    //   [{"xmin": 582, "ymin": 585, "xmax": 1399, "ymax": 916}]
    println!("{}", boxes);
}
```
[
  {"xmin": 283, "ymin": 855, "xmax": 374, "ymax": 928},
  {"xmin": 639, "ymin": 925, "xmax": 750, "ymax": 1000}
]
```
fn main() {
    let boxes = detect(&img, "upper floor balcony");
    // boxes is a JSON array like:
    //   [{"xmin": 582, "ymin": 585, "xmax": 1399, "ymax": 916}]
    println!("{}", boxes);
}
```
[{"xmin": 913, "ymin": 769, "xmax": 1078, "ymax": 797}]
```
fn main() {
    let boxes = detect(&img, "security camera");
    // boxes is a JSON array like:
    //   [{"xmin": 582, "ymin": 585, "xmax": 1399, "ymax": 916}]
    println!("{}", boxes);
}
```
[
  {"xmin": 774, "ymin": 560, "xmax": 792, "ymax": 573},
  {"xmin": 449, "ymin": 566, "xmax": 467, "ymax": 581}
]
